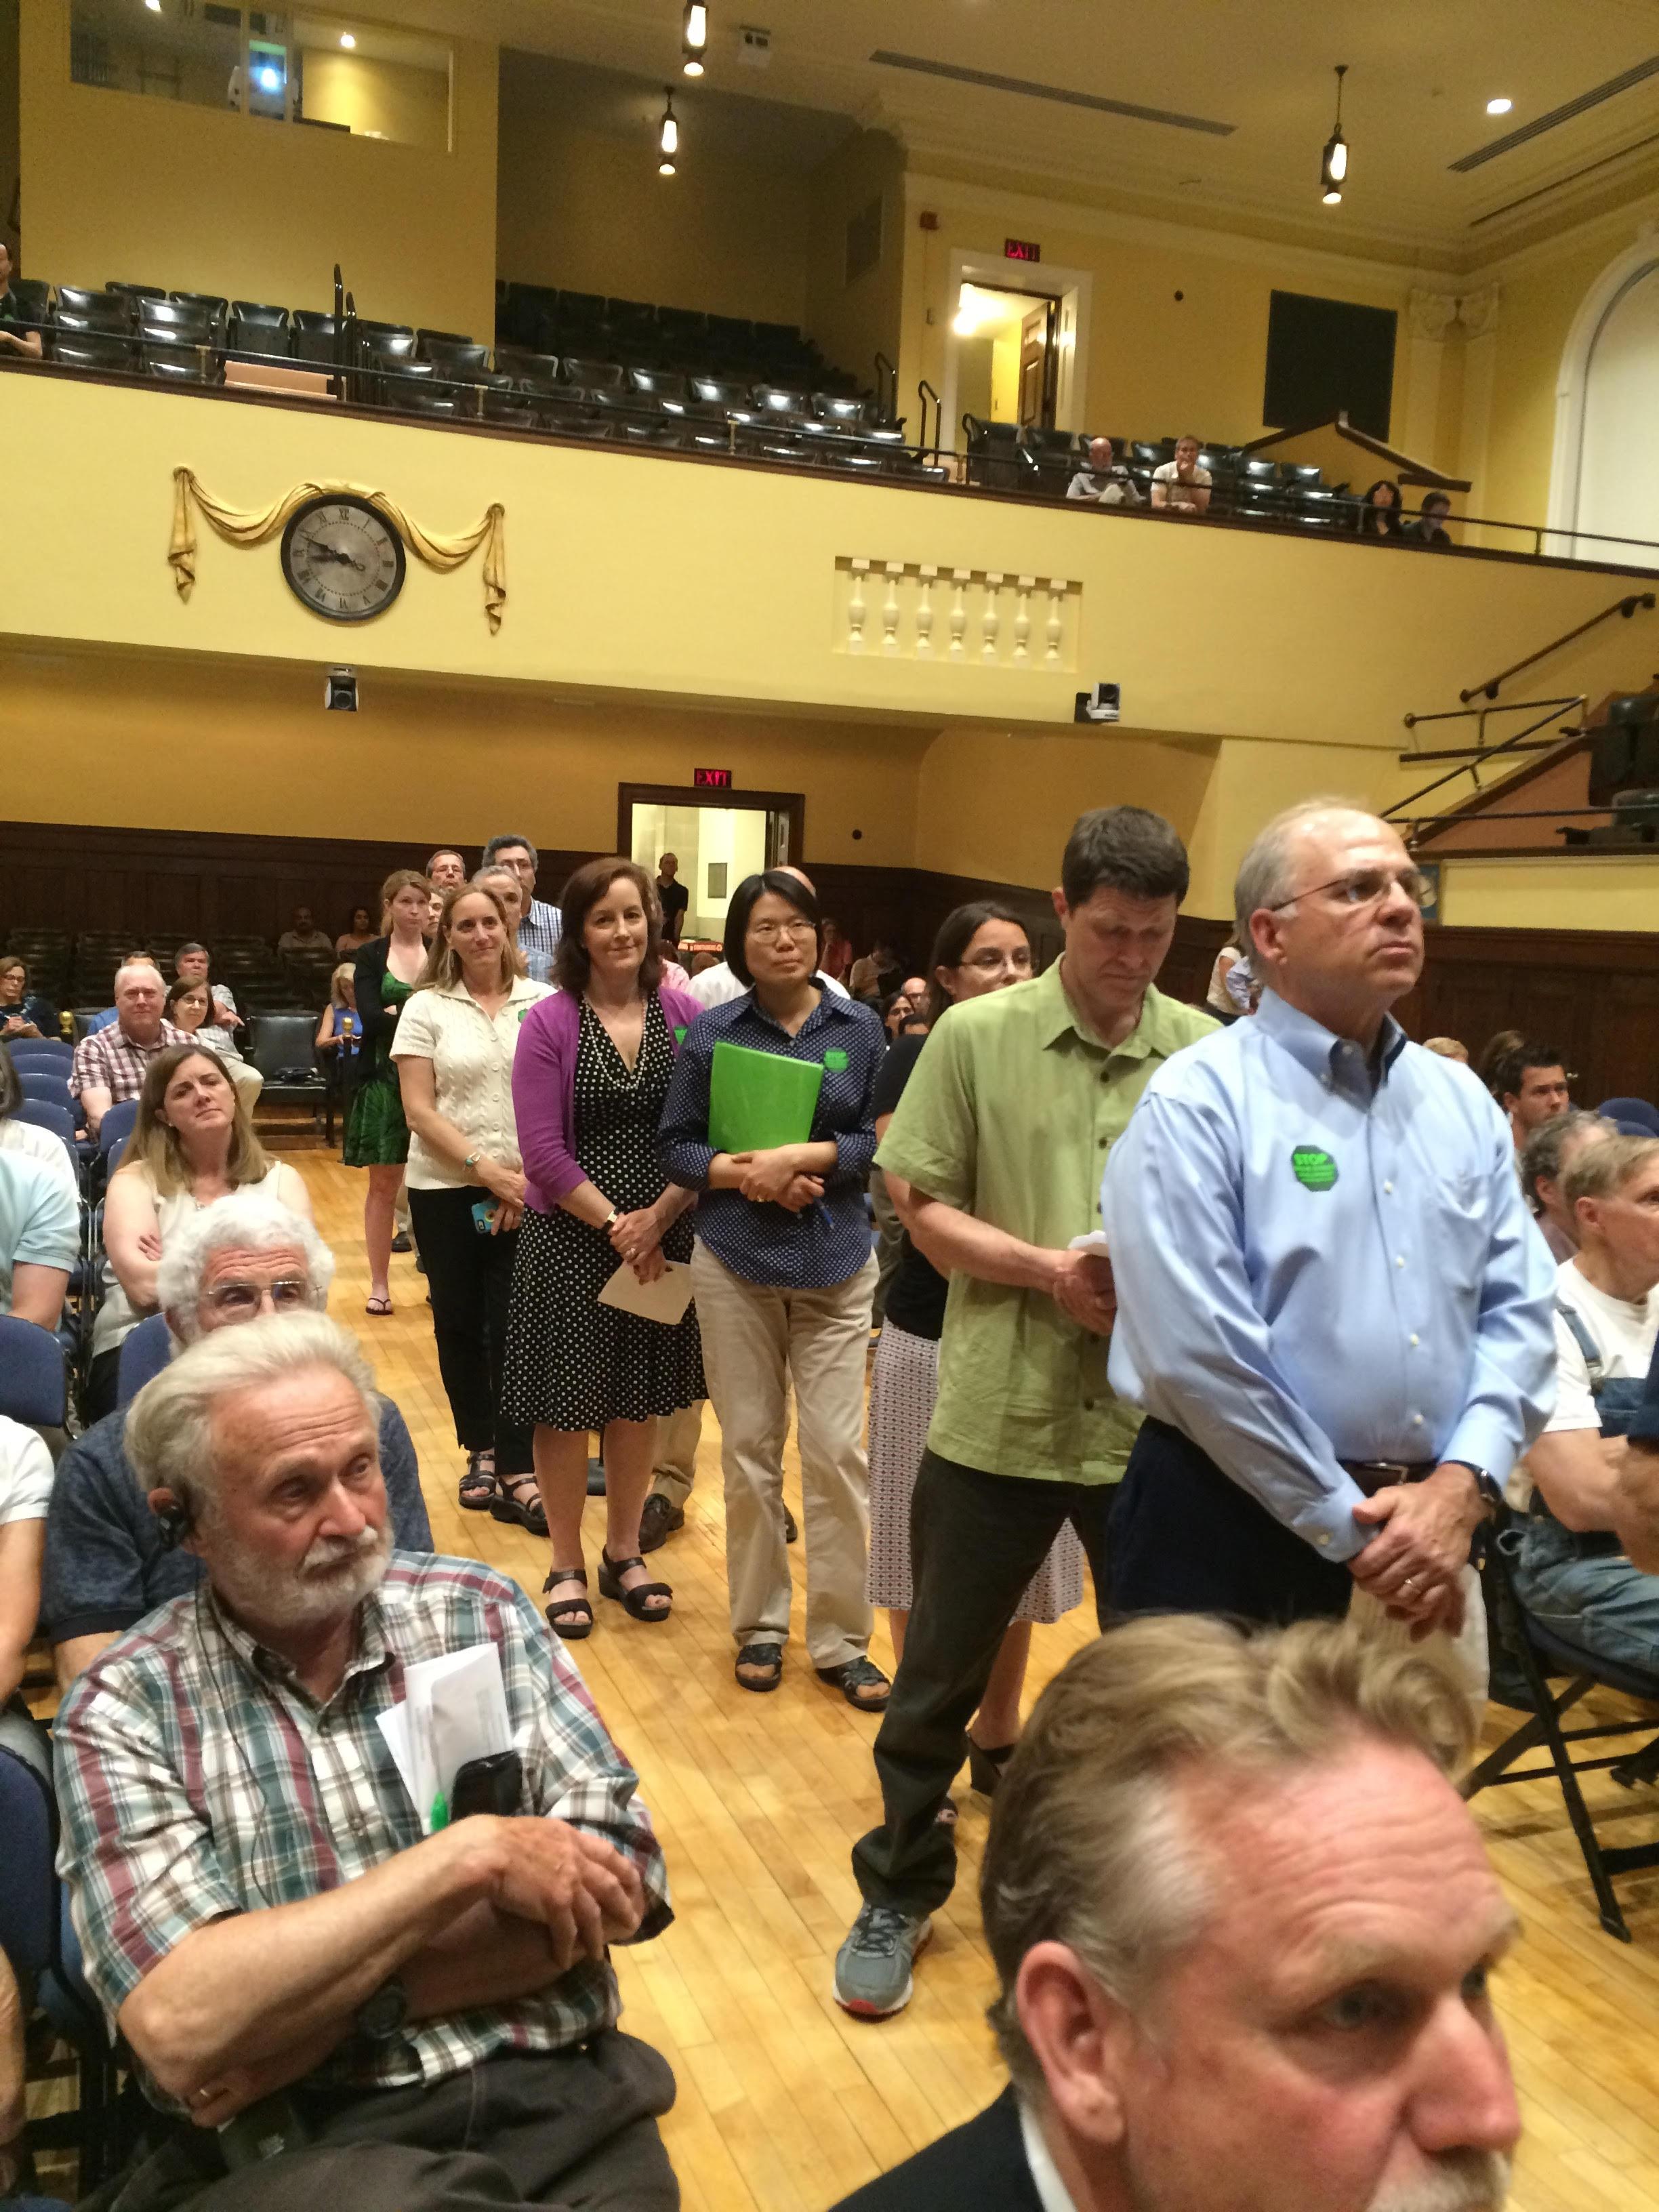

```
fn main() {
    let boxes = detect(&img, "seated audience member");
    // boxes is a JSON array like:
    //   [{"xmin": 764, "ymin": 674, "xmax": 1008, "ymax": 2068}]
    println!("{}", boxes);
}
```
[
  {"xmin": 1500, "ymin": 1040, "xmax": 1572, "ymax": 1148},
  {"xmin": 832, "ymin": 1616, "xmax": 1517, "ymax": 2212},
  {"xmin": 1064, "ymin": 437, "xmax": 1143, "ymax": 506},
  {"xmin": 70, "ymin": 961, "xmax": 186, "ymax": 1136},
  {"xmin": 483, "ymin": 833, "xmax": 563, "ymax": 977},
  {"xmin": 0, "ymin": 1046, "xmax": 77, "ymax": 1202},
  {"xmin": 336, "ymin": 905, "xmax": 377, "ymax": 957},
  {"xmin": 0, "ymin": 1414, "xmax": 52, "ymax": 1706},
  {"xmin": 1425, "ymin": 1034, "xmax": 1471, "ymax": 1061},
  {"xmin": 0, "ymin": 241, "xmax": 42, "ymax": 360},
  {"xmin": 686, "ymin": 865, "xmax": 852, "ymax": 1008},
  {"xmin": 87, "ymin": 1043, "xmax": 313, "ymax": 1420},
  {"xmin": 1520, "ymin": 1109, "xmax": 1616, "ymax": 1262},
  {"xmin": 164, "ymin": 975, "xmax": 262, "ymax": 1104},
  {"xmin": 884, "ymin": 977, "xmax": 930, "ymax": 1040},
  {"xmin": 278, "ymin": 905, "xmax": 337, "ymax": 958},
  {"xmin": 849, "ymin": 941, "xmax": 903, "ymax": 1005},
  {"xmin": 1404, "ymin": 490, "xmax": 1456, "ymax": 546},
  {"xmin": 173, "ymin": 943, "xmax": 241, "ymax": 1029},
  {"xmin": 1149, "ymin": 434, "xmax": 1212, "ymax": 514},
  {"xmin": 1510, "ymin": 1134, "xmax": 1659, "ymax": 1681},
  {"xmin": 87, "ymin": 950, "xmax": 165, "ymax": 1035},
  {"xmin": 0, "ymin": 954, "xmax": 58, "ymax": 1041},
  {"xmin": 0, "ymin": 1149, "xmax": 77, "ymax": 1329},
  {"xmin": 655, "ymin": 852, "xmax": 690, "ymax": 947},
  {"xmin": 54, "ymin": 1315, "xmax": 676, "ymax": 2208},
  {"xmin": 315, "ymin": 963, "xmax": 362, "ymax": 1064},
  {"xmin": 1355, "ymin": 476, "xmax": 1404, "ymax": 537},
  {"xmin": 1477, "ymin": 1027, "xmax": 1525, "ymax": 1101},
  {"xmin": 820, "ymin": 916, "xmax": 855, "ymax": 987},
  {"xmin": 42, "ymin": 1196, "xmax": 432, "ymax": 1687}
]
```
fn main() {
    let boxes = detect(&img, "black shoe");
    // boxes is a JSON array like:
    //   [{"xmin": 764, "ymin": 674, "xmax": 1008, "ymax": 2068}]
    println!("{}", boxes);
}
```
[
  {"xmin": 967, "ymin": 1734, "xmax": 1017, "ymax": 1796},
  {"xmin": 390, "ymin": 1231, "xmax": 413, "ymax": 1254},
  {"xmin": 639, "ymin": 1494, "xmax": 684, "ymax": 1554},
  {"xmin": 784, "ymin": 1504, "xmax": 798, "ymax": 1543}
]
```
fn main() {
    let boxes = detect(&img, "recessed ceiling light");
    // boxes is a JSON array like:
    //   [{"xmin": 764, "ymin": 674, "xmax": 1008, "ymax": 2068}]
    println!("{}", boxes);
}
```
[
  {"xmin": 144, "ymin": 0, "xmax": 161, "ymax": 12},
  {"xmin": 1486, "ymin": 96, "xmax": 1512, "ymax": 115},
  {"xmin": 340, "ymin": 30, "xmax": 356, "ymax": 47}
]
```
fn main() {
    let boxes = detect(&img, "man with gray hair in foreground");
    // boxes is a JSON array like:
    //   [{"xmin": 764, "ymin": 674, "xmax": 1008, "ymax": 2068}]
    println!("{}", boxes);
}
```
[
  {"xmin": 832, "ymin": 1615, "xmax": 1519, "ymax": 2211},
  {"xmin": 41, "ymin": 1195, "xmax": 431, "ymax": 1686},
  {"xmin": 55, "ymin": 1313, "xmax": 678, "ymax": 2211},
  {"xmin": 1102, "ymin": 798, "xmax": 1554, "ymax": 1652}
]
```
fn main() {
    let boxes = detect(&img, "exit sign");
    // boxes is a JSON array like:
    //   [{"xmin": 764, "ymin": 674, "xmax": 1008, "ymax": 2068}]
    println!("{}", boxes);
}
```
[
  {"xmin": 693, "ymin": 766, "xmax": 733, "ymax": 789},
  {"xmin": 1004, "ymin": 237, "xmax": 1042, "ymax": 262}
]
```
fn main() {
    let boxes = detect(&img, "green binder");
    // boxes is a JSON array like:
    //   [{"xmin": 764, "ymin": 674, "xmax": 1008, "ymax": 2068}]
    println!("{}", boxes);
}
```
[{"xmin": 710, "ymin": 1040, "xmax": 825, "ymax": 1153}]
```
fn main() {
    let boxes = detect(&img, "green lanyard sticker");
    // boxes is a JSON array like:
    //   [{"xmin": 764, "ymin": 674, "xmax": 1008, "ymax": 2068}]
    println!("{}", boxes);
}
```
[
  {"xmin": 824, "ymin": 1048, "xmax": 850, "ymax": 1073},
  {"xmin": 1291, "ymin": 1145, "xmax": 1338, "ymax": 1191},
  {"xmin": 674, "ymin": 1025, "xmax": 689, "ymax": 1046}
]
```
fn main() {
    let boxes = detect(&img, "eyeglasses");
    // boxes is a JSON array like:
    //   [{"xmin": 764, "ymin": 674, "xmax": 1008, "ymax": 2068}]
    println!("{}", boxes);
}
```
[
  {"xmin": 748, "ymin": 920, "xmax": 818, "ymax": 944},
  {"xmin": 203, "ymin": 1278, "xmax": 311, "ymax": 1317},
  {"xmin": 960, "ymin": 949, "xmax": 1033, "ymax": 973},
  {"xmin": 1269, "ymin": 867, "xmax": 1435, "ymax": 913}
]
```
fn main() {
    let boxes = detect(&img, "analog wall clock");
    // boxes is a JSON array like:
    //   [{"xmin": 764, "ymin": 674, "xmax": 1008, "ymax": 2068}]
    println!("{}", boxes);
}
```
[{"xmin": 280, "ymin": 494, "xmax": 407, "ymax": 621}]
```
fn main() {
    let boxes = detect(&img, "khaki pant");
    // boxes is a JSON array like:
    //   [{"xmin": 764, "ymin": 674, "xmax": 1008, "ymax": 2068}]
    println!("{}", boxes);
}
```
[
  {"xmin": 690, "ymin": 1242, "xmax": 876, "ymax": 1668},
  {"xmin": 650, "ymin": 1400, "xmax": 705, "ymax": 1511},
  {"xmin": 1349, "ymin": 1564, "xmax": 1490, "ymax": 1733}
]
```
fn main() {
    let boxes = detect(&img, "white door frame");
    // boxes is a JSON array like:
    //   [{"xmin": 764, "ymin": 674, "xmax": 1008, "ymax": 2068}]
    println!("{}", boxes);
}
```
[
  {"xmin": 937, "ymin": 248, "xmax": 1094, "ymax": 447},
  {"xmin": 1547, "ymin": 226, "xmax": 1659, "ymax": 556}
]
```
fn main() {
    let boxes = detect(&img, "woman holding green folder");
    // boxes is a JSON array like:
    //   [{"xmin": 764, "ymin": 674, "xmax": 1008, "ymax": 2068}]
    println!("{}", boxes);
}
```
[{"xmin": 659, "ymin": 869, "xmax": 890, "ymax": 1706}]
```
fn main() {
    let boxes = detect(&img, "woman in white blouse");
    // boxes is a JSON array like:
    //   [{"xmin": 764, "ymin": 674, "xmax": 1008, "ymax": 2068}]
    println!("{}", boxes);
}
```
[{"xmin": 394, "ymin": 883, "xmax": 554, "ymax": 1522}]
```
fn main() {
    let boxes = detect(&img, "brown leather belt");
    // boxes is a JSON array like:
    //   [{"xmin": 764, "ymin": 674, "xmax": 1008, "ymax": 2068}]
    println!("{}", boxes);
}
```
[{"xmin": 1339, "ymin": 1458, "xmax": 1435, "ymax": 1498}]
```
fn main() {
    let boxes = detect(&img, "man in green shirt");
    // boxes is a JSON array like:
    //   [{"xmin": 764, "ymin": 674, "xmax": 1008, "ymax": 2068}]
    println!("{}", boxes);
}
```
[
  {"xmin": 835, "ymin": 806, "xmax": 1215, "ymax": 2019},
  {"xmin": 0, "ymin": 243, "xmax": 41, "ymax": 360}
]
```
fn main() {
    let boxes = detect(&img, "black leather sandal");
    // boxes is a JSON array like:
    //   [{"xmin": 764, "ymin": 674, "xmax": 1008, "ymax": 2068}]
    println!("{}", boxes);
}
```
[
  {"xmin": 489, "ymin": 1473, "xmax": 549, "ymax": 1538},
  {"xmin": 598, "ymin": 1549, "xmax": 673, "ymax": 1622},
  {"xmin": 543, "ymin": 1568, "xmax": 593, "ymax": 1641},
  {"xmin": 815, "ymin": 1656, "xmax": 891, "ymax": 1711},
  {"xmin": 735, "ymin": 1639, "xmax": 784, "ymax": 1692}
]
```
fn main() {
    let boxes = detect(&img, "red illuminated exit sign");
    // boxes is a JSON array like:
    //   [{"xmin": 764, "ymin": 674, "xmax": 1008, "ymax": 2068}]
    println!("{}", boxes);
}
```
[
  {"xmin": 693, "ymin": 766, "xmax": 733, "ymax": 789},
  {"xmin": 1004, "ymin": 237, "xmax": 1042, "ymax": 262}
]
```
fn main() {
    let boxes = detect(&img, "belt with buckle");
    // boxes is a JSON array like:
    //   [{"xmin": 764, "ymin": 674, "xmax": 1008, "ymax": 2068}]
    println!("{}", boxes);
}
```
[{"xmin": 1338, "ymin": 1458, "xmax": 1435, "ymax": 1498}]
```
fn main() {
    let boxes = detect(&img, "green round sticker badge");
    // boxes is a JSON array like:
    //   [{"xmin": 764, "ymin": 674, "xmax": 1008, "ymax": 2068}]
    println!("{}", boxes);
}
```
[
  {"xmin": 1291, "ymin": 1145, "xmax": 1338, "ymax": 1191},
  {"xmin": 823, "ymin": 1048, "xmax": 850, "ymax": 1072}
]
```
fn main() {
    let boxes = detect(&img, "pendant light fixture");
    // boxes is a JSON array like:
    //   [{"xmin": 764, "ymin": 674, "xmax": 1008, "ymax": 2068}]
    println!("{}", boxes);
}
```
[
  {"xmin": 659, "ymin": 87, "xmax": 679, "ymax": 174},
  {"xmin": 682, "ymin": 2, "xmax": 708, "ymax": 76},
  {"xmin": 1321, "ymin": 64, "xmax": 1349, "ymax": 204}
]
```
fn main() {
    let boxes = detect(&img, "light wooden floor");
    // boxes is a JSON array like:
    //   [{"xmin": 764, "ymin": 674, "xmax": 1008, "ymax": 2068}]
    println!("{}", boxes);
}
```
[{"xmin": 279, "ymin": 1147, "xmax": 1659, "ymax": 2206}]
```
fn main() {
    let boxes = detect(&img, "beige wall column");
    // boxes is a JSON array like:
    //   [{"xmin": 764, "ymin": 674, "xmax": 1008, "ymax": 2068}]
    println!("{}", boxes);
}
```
[
  {"xmin": 1456, "ymin": 286, "xmax": 1502, "ymax": 548},
  {"xmin": 1403, "ymin": 290, "xmax": 1459, "ymax": 468}
]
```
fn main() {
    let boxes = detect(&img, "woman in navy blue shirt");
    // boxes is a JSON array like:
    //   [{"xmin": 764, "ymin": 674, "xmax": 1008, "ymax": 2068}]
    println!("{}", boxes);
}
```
[{"xmin": 660, "ymin": 869, "xmax": 889, "ymax": 1706}]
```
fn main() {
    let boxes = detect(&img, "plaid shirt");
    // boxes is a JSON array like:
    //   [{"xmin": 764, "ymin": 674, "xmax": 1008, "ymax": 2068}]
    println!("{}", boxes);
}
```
[
  {"xmin": 69, "ymin": 1020, "xmax": 187, "ymax": 1104},
  {"xmin": 518, "ymin": 897, "xmax": 562, "ymax": 977},
  {"xmin": 55, "ymin": 1553, "xmax": 671, "ymax": 2103}
]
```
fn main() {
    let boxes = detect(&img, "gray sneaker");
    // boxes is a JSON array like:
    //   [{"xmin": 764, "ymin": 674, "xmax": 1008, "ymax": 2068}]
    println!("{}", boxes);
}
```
[{"xmin": 834, "ymin": 1903, "xmax": 933, "ymax": 2018}]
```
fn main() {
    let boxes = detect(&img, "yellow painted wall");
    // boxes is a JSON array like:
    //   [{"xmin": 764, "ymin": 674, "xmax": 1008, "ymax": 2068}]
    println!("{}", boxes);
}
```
[
  {"xmin": 495, "ymin": 56, "xmax": 810, "ymax": 326},
  {"xmin": 1441, "ymin": 853, "xmax": 1659, "ymax": 932},
  {"xmin": 0, "ymin": 642, "xmax": 924, "ymax": 867},
  {"xmin": 901, "ymin": 173, "xmax": 1420, "ymax": 452},
  {"xmin": 0, "ymin": 0, "xmax": 19, "ymax": 259},
  {"xmin": 803, "ymin": 129, "xmax": 905, "ymax": 392},
  {"xmin": 5, "ymin": 371, "xmax": 1654, "ymax": 756},
  {"xmin": 20, "ymin": 0, "xmax": 496, "ymax": 337},
  {"xmin": 300, "ymin": 48, "xmax": 449, "ymax": 153}
]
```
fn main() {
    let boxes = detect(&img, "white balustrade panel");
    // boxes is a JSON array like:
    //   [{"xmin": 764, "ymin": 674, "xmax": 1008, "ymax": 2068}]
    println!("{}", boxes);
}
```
[{"xmin": 835, "ymin": 559, "xmax": 1079, "ymax": 669}]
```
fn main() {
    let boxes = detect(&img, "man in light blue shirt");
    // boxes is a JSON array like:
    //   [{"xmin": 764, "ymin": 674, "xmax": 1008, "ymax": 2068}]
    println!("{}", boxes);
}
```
[{"xmin": 1102, "ymin": 800, "xmax": 1555, "ymax": 1637}]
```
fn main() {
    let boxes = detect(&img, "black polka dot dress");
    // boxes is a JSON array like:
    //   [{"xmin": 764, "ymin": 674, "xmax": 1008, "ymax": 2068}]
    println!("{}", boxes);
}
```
[{"xmin": 502, "ymin": 994, "xmax": 705, "ymax": 1432}]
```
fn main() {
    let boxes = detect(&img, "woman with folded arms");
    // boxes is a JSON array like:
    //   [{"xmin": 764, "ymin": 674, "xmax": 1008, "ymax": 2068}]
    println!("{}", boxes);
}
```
[
  {"xmin": 659, "ymin": 869, "xmax": 890, "ymax": 1707},
  {"xmin": 393, "ymin": 884, "xmax": 553, "ymax": 1525},
  {"xmin": 92, "ymin": 1044, "xmax": 312, "ymax": 1418},
  {"xmin": 865, "ymin": 901, "xmax": 1084, "ymax": 1803},
  {"xmin": 503, "ymin": 859, "xmax": 705, "ymax": 1639},
  {"xmin": 345, "ymin": 869, "xmax": 431, "ymax": 1316}
]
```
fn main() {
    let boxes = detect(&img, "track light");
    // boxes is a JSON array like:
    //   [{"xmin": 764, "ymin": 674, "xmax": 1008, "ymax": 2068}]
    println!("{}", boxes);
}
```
[
  {"xmin": 682, "ymin": 2, "xmax": 707, "ymax": 75},
  {"xmin": 1320, "ymin": 64, "xmax": 1348, "ymax": 204},
  {"xmin": 659, "ymin": 87, "xmax": 678, "ymax": 173}
]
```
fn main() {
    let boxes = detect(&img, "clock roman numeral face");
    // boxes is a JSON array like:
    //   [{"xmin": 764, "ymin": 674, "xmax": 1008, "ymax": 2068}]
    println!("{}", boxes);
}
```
[{"xmin": 281, "ymin": 497, "xmax": 406, "ymax": 621}]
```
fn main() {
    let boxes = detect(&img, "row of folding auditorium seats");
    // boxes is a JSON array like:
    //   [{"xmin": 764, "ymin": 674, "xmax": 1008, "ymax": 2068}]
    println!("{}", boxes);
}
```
[
  {"xmin": 964, "ymin": 422, "xmax": 1349, "ymax": 527},
  {"xmin": 5, "ymin": 930, "xmax": 341, "ymax": 1024},
  {"xmin": 494, "ymin": 281, "xmax": 859, "ymax": 395}
]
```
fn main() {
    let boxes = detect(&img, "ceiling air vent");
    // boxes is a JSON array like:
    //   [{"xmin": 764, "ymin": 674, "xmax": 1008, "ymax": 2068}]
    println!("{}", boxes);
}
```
[
  {"xmin": 1450, "ymin": 54, "xmax": 1659, "ymax": 169},
  {"xmin": 869, "ymin": 51, "xmax": 1235, "ymax": 138}
]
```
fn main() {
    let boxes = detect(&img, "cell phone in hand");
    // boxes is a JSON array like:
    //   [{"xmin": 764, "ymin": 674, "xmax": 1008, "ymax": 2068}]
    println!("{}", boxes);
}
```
[
  {"xmin": 450, "ymin": 1750, "xmax": 523, "ymax": 1820},
  {"xmin": 471, "ymin": 1196, "xmax": 498, "ymax": 1235}
]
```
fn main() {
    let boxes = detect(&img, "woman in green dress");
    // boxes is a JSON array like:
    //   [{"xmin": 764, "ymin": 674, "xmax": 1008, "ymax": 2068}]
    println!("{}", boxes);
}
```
[{"xmin": 345, "ymin": 867, "xmax": 432, "ymax": 1313}]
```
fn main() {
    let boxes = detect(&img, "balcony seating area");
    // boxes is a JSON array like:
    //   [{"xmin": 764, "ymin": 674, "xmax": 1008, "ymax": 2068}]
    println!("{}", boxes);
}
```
[{"xmin": 964, "ymin": 421, "xmax": 1353, "ymax": 530}]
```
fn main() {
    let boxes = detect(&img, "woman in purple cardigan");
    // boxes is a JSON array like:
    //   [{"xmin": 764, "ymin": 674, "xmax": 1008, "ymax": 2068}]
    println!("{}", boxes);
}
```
[{"xmin": 502, "ymin": 857, "xmax": 706, "ymax": 1639}]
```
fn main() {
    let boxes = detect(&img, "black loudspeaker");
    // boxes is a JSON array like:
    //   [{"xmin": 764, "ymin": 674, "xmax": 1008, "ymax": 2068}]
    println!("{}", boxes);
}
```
[{"xmin": 1590, "ymin": 694, "xmax": 1659, "ymax": 805}]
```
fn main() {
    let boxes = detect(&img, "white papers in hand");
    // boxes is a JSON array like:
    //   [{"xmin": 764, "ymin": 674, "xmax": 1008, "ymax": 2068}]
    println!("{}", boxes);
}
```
[
  {"xmin": 375, "ymin": 1641, "xmax": 512, "ymax": 1832},
  {"xmin": 1067, "ymin": 1231, "xmax": 1112, "ymax": 1256},
  {"xmin": 598, "ymin": 1258, "xmax": 695, "ymax": 1326}
]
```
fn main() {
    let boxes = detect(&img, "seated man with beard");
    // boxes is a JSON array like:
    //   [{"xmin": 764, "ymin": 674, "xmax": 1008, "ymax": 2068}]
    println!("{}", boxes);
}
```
[{"xmin": 54, "ymin": 1315, "xmax": 679, "ymax": 2212}]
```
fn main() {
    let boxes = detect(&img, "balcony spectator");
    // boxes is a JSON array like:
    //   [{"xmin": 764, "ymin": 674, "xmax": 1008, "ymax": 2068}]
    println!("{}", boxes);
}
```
[
  {"xmin": 1149, "ymin": 434, "xmax": 1212, "ymax": 514},
  {"xmin": 1404, "ymin": 490, "xmax": 1456, "ymax": 547},
  {"xmin": 1064, "ymin": 436, "xmax": 1142, "ymax": 506},
  {"xmin": 0, "ymin": 956, "xmax": 56, "ymax": 1042},
  {"xmin": 1355, "ymin": 477, "xmax": 1404, "ymax": 538},
  {"xmin": 0, "ymin": 242, "xmax": 41, "ymax": 361},
  {"xmin": 276, "ymin": 905, "xmax": 335, "ymax": 958},
  {"xmin": 70, "ymin": 960, "xmax": 186, "ymax": 1137},
  {"xmin": 335, "ymin": 904, "xmax": 376, "ymax": 956}
]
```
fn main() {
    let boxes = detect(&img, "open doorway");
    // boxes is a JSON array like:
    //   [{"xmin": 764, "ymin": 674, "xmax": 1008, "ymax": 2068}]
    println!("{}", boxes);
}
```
[
  {"xmin": 954, "ymin": 281, "xmax": 1061, "ymax": 428},
  {"xmin": 617, "ymin": 782, "xmax": 804, "ymax": 947}
]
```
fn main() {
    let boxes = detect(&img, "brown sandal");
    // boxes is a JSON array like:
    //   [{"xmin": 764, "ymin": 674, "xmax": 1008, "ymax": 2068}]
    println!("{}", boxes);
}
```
[
  {"xmin": 598, "ymin": 1550, "xmax": 673, "ymax": 1622},
  {"xmin": 543, "ymin": 1568, "xmax": 592, "ymax": 1641}
]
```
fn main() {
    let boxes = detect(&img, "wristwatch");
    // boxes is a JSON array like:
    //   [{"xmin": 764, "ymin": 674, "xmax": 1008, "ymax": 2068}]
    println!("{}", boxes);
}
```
[
  {"xmin": 354, "ymin": 1975, "xmax": 409, "ymax": 2045},
  {"xmin": 1443, "ymin": 1460, "xmax": 1501, "ymax": 1519},
  {"xmin": 602, "ymin": 1207, "xmax": 620, "ymax": 1233}
]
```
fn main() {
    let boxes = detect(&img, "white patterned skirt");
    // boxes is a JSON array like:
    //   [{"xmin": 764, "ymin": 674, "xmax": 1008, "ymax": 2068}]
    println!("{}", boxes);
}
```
[{"xmin": 865, "ymin": 1320, "xmax": 1086, "ymax": 1622}]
